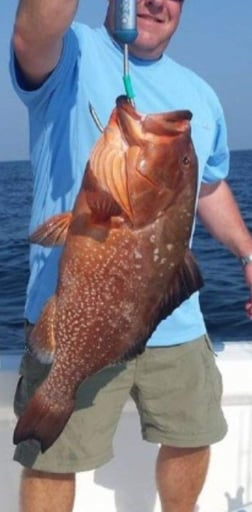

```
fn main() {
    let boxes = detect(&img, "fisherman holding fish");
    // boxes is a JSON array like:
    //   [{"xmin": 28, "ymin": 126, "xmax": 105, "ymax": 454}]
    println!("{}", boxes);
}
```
[{"xmin": 10, "ymin": 1, "xmax": 252, "ymax": 511}]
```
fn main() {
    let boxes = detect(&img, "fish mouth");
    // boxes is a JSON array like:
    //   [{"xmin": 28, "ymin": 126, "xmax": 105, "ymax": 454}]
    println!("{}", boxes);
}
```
[
  {"xmin": 116, "ymin": 95, "xmax": 141, "ymax": 121},
  {"xmin": 116, "ymin": 96, "xmax": 144, "ymax": 145},
  {"xmin": 116, "ymin": 95, "xmax": 192, "ymax": 145}
]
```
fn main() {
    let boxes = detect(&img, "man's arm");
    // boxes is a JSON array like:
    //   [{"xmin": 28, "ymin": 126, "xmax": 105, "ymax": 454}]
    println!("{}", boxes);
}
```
[
  {"xmin": 197, "ymin": 180, "xmax": 252, "ymax": 317},
  {"xmin": 13, "ymin": 0, "xmax": 79, "ymax": 86}
]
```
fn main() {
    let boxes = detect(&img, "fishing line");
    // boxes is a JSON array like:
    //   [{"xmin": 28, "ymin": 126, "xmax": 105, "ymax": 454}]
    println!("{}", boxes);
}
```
[{"xmin": 114, "ymin": 0, "xmax": 138, "ymax": 105}]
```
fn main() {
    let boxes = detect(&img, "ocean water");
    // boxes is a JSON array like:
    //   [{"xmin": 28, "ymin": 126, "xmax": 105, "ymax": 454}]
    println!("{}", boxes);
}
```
[{"xmin": 0, "ymin": 151, "xmax": 251, "ymax": 353}]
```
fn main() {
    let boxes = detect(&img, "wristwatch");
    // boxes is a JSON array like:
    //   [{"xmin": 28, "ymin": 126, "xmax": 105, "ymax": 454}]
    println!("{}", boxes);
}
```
[{"xmin": 240, "ymin": 254, "xmax": 252, "ymax": 267}]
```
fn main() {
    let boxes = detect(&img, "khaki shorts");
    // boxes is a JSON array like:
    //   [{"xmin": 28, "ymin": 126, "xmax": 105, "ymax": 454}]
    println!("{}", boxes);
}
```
[{"xmin": 13, "ymin": 333, "xmax": 227, "ymax": 473}]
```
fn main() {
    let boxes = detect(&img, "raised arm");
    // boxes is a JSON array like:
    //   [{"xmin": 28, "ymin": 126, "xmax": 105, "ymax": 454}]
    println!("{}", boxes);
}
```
[
  {"xmin": 13, "ymin": 0, "xmax": 79, "ymax": 86},
  {"xmin": 197, "ymin": 180, "xmax": 252, "ymax": 318}
]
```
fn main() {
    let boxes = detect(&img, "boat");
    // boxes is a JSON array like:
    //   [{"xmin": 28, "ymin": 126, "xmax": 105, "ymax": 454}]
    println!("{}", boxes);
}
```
[{"xmin": 1, "ymin": 341, "xmax": 252, "ymax": 512}]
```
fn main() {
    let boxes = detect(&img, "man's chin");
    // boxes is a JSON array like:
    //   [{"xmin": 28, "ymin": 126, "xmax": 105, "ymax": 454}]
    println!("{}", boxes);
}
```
[{"xmin": 129, "ymin": 38, "xmax": 164, "ymax": 60}]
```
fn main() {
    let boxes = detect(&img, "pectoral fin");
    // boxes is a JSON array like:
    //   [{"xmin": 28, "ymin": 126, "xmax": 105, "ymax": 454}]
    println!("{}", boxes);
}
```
[
  {"xmin": 85, "ymin": 190, "xmax": 122, "ymax": 222},
  {"xmin": 30, "ymin": 213, "xmax": 73, "ymax": 246}
]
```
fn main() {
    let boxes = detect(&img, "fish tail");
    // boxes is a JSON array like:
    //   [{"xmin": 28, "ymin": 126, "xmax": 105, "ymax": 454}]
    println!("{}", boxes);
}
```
[{"xmin": 13, "ymin": 386, "xmax": 75, "ymax": 453}]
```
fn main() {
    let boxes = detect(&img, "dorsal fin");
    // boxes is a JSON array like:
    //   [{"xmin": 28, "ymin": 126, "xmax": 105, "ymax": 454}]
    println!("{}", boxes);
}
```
[
  {"xmin": 156, "ymin": 250, "xmax": 203, "ymax": 320},
  {"xmin": 119, "ymin": 250, "xmax": 203, "ymax": 362}
]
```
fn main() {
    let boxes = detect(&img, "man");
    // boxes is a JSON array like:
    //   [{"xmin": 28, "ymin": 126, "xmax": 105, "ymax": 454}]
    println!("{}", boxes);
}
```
[{"xmin": 10, "ymin": 1, "xmax": 252, "ymax": 511}]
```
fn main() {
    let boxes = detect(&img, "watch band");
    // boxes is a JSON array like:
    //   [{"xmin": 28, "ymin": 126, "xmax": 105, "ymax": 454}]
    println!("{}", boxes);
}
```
[{"xmin": 240, "ymin": 254, "xmax": 252, "ymax": 267}]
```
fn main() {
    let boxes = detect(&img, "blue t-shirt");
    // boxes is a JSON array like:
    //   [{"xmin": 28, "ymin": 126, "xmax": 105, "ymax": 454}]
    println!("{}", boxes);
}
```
[{"xmin": 10, "ymin": 23, "xmax": 229, "ymax": 346}]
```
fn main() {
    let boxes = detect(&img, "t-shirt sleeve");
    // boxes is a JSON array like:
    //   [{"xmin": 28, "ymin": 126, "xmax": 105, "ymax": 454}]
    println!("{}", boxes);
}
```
[
  {"xmin": 202, "ymin": 106, "xmax": 230, "ymax": 183},
  {"xmin": 9, "ymin": 27, "xmax": 79, "ymax": 110}
]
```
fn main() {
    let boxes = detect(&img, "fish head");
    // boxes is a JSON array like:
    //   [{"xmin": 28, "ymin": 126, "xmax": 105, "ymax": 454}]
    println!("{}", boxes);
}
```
[
  {"xmin": 87, "ymin": 96, "xmax": 198, "ymax": 228},
  {"xmin": 116, "ymin": 95, "xmax": 198, "ymax": 209}
]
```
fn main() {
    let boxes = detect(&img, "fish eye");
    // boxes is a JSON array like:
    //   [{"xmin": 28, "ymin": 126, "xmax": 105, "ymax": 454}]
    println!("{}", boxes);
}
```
[{"xmin": 182, "ymin": 155, "xmax": 190, "ymax": 166}]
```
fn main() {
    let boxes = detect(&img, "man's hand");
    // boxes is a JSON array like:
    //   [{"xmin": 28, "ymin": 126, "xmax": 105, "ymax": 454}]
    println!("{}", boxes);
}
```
[{"xmin": 244, "ymin": 264, "xmax": 252, "ymax": 319}]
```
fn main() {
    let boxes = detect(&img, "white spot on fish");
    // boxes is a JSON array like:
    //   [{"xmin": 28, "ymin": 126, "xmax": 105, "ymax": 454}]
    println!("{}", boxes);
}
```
[
  {"xmin": 134, "ymin": 249, "xmax": 143, "ymax": 259},
  {"xmin": 153, "ymin": 248, "xmax": 160, "ymax": 262}
]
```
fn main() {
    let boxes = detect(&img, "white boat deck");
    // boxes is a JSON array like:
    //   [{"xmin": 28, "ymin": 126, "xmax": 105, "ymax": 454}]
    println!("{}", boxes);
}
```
[{"xmin": 1, "ymin": 342, "xmax": 252, "ymax": 512}]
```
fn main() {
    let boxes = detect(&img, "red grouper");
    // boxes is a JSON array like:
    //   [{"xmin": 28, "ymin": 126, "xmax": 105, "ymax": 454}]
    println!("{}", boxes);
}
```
[{"xmin": 13, "ymin": 95, "xmax": 203, "ymax": 452}]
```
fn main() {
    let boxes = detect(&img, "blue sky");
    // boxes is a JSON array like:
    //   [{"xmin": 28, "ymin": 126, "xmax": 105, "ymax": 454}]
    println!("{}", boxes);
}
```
[{"xmin": 1, "ymin": 0, "xmax": 252, "ymax": 161}]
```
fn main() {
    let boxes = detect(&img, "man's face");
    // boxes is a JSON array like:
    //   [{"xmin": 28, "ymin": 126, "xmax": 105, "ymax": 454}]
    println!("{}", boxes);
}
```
[{"xmin": 106, "ymin": 0, "xmax": 184, "ymax": 60}]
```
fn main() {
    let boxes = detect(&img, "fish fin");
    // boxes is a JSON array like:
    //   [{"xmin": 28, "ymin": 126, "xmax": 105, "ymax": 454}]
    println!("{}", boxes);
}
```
[
  {"xmin": 120, "ymin": 343, "xmax": 146, "ymax": 362},
  {"xmin": 28, "ymin": 297, "xmax": 56, "ymax": 364},
  {"xmin": 158, "ymin": 250, "xmax": 203, "ymax": 321},
  {"xmin": 85, "ymin": 190, "xmax": 122, "ymax": 221},
  {"xmin": 30, "ymin": 213, "xmax": 73, "ymax": 246},
  {"xmin": 13, "ymin": 385, "xmax": 75, "ymax": 452},
  {"xmin": 119, "ymin": 251, "xmax": 203, "ymax": 363}
]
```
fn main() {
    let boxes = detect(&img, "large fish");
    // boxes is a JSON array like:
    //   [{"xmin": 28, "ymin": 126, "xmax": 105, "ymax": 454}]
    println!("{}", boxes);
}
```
[{"xmin": 14, "ymin": 96, "xmax": 203, "ymax": 452}]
